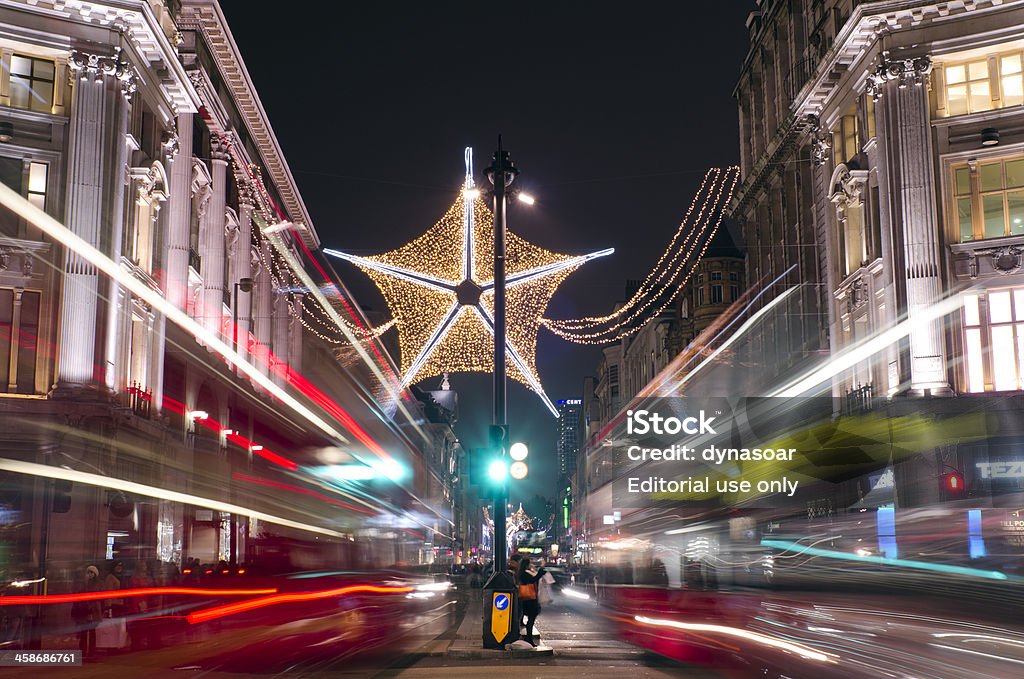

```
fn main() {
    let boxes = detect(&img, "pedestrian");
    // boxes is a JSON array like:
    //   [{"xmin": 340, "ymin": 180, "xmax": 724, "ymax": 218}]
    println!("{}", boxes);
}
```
[
  {"xmin": 71, "ymin": 565, "xmax": 103, "ymax": 658},
  {"xmin": 104, "ymin": 561, "xmax": 126, "ymax": 618},
  {"xmin": 130, "ymin": 560, "xmax": 159, "ymax": 650},
  {"xmin": 516, "ymin": 557, "xmax": 546, "ymax": 646}
]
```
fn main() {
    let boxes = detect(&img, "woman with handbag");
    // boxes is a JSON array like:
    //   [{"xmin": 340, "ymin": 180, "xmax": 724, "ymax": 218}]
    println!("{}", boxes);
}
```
[{"xmin": 516, "ymin": 557, "xmax": 546, "ymax": 646}]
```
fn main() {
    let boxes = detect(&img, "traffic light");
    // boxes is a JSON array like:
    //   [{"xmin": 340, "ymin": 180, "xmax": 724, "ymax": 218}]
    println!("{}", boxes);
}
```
[
  {"xmin": 509, "ymin": 442, "xmax": 528, "ymax": 479},
  {"xmin": 940, "ymin": 470, "xmax": 966, "ymax": 499}
]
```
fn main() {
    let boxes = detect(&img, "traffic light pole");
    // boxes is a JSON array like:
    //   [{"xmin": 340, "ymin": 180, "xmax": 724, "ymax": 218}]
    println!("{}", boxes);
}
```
[
  {"xmin": 492, "ymin": 135, "xmax": 510, "ymax": 578},
  {"xmin": 481, "ymin": 137, "xmax": 520, "ymax": 649}
]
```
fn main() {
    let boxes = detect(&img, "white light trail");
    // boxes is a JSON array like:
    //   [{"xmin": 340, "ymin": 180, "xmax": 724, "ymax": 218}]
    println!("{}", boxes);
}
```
[
  {"xmin": 671, "ymin": 285, "xmax": 798, "ymax": 391},
  {"xmin": 0, "ymin": 458, "xmax": 349, "ymax": 539},
  {"xmin": 561, "ymin": 587, "xmax": 591, "ymax": 600},
  {"xmin": 769, "ymin": 294, "xmax": 965, "ymax": 397},
  {"xmin": 0, "ymin": 182, "xmax": 349, "ymax": 445},
  {"xmin": 270, "ymin": 234, "xmax": 428, "ymax": 447},
  {"xmin": 634, "ymin": 615, "xmax": 836, "ymax": 663}
]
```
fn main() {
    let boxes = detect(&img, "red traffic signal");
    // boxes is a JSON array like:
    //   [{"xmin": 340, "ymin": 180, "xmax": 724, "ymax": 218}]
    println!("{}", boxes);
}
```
[{"xmin": 941, "ymin": 471, "xmax": 966, "ymax": 496}]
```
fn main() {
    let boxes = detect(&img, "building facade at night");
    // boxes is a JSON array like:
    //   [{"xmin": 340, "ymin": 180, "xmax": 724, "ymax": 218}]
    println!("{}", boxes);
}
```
[
  {"xmin": 556, "ymin": 398, "xmax": 581, "ymax": 479},
  {"xmin": 0, "ymin": 0, "xmax": 460, "ymax": 646},
  {"xmin": 731, "ymin": 0, "xmax": 1024, "ymax": 508}
]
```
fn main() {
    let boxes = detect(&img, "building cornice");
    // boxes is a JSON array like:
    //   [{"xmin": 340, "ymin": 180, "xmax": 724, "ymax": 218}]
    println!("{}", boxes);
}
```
[
  {"xmin": 177, "ymin": 0, "xmax": 320, "ymax": 249},
  {"xmin": 0, "ymin": 0, "xmax": 199, "ymax": 114}
]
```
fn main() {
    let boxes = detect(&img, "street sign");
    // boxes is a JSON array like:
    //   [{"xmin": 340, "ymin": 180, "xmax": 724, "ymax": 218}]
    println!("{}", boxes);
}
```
[{"xmin": 490, "ymin": 591, "xmax": 511, "ymax": 643}]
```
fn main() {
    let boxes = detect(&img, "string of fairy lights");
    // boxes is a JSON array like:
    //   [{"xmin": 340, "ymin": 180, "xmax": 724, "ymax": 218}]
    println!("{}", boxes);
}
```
[
  {"xmin": 540, "ymin": 166, "xmax": 740, "ymax": 344},
  {"xmin": 205, "ymin": 129, "xmax": 394, "ymax": 348},
  {"xmin": 211, "ymin": 132, "xmax": 739, "ymax": 416}
]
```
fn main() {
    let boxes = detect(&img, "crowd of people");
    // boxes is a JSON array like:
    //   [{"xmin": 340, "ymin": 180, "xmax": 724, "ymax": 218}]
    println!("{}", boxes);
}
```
[{"xmin": 70, "ymin": 558, "xmax": 241, "ymax": 657}]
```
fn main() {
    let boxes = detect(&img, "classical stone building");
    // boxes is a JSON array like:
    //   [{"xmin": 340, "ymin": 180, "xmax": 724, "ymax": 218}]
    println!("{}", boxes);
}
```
[
  {"xmin": 0, "ymin": 1, "xmax": 451, "ymax": 647},
  {"xmin": 735, "ymin": 0, "xmax": 1024, "ymax": 399}
]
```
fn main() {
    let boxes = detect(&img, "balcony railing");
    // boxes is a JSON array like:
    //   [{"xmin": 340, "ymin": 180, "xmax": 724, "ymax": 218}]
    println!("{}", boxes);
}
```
[
  {"xmin": 843, "ymin": 383, "xmax": 874, "ymax": 416},
  {"xmin": 126, "ymin": 382, "xmax": 152, "ymax": 419},
  {"xmin": 783, "ymin": 55, "xmax": 819, "ymax": 104}
]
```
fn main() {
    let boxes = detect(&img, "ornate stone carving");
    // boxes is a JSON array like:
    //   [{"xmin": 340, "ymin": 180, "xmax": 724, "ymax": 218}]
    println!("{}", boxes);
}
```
[
  {"xmin": 225, "ymin": 208, "xmax": 240, "ymax": 249},
  {"xmin": 866, "ymin": 54, "xmax": 932, "ymax": 100},
  {"xmin": 21, "ymin": 253, "xmax": 33, "ymax": 277},
  {"xmin": 211, "ymin": 133, "xmax": 233, "ymax": 163},
  {"xmin": 68, "ymin": 47, "xmax": 137, "ymax": 99},
  {"xmin": 829, "ymin": 164, "xmax": 867, "ymax": 209},
  {"xmin": 0, "ymin": 247, "xmax": 9, "ymax": 272},
  {"xmin": 963, "ymin": 244, "xmax": 1024, "ymax": 279},
  {"xmin": 191, "ymin": 160, "xmax": 213, "ymax": 218},
  {"xmin": 846, "ymin": 276, "xmax": 868, "ymax": 314},
  {"xmin": 161, "ymin": 127, "xmax": 179, "ymax": 160},
  {"xmin": 806, "ymin": 115, "xmax": 832, "ymax": 167}
]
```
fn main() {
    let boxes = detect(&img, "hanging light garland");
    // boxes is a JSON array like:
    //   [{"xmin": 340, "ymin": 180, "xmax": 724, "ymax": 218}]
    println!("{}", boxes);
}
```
[{"xmin": 541, "ymin": 166, "xmax": 740, "ymax": 344}]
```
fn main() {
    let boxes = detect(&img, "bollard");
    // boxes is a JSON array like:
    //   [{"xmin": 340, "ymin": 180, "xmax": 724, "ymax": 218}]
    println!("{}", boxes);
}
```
[{"xmin": 482, "ymin": 569, "xmax": 519, "ymax": 649}]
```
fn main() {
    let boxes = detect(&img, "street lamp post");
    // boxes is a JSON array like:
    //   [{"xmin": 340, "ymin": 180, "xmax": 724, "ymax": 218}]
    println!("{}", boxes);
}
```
[
  {"xmin": 486, "ymin": 136, "xmax": 517, "ymax": 577},
  {"xmin": 232, "ymin": 277, "xmax": 254, "ymax": 374},
  {"xmin": 481, "ymin": 137, "xmax": 520, "ymax": 649}
]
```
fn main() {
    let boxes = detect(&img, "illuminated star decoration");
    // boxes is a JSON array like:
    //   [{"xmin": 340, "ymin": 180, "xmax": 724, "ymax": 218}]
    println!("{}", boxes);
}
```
[{"xmin": 325, "ymin": 148, "xmax": 612, "ymax": 417}]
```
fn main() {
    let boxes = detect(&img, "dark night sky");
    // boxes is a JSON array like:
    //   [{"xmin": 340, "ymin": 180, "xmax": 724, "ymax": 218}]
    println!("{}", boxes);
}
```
[{"xmin": 221, "ymin": 2, "xmax": 753, "ymax": 501}]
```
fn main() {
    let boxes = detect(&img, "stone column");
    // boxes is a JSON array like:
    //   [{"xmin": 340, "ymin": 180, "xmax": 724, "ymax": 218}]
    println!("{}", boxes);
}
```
[
  {"xmin": 57, "ymin": 51, "xmax": 132, "ymax": 387},
  {"xmin": 165, "ymin": 114, "xmax": 192, "ymax": 311},
  {"xmin": 102, "ymin": 65, "xmax": 133, "ymax": 391},
  {"xmin": 272, "ymin": 290, "xmax": 290, "ymax": 387},
  {"xmin": 200, "ymin": 137, "xmax": 229, "ymax": 338},
  {"xmin": 289, "ymin": 292, "xmax": 303, "ymax": 375},
  {"xmin": 230, "ymin": 185, "xmax": 254, "ymax": 366},
  {"xmin": 870, "ymin": 55, "xmax": 949, "ymax": 393},
  {"xmin": 252, "ymin": 241, "xmax": 273, "ymax": 379}
]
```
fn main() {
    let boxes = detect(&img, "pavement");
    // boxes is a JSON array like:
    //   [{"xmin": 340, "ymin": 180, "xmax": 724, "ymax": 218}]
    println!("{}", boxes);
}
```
[{"xmin": 0, "ymin": 589, "xmax": 721, "ymax": 678}]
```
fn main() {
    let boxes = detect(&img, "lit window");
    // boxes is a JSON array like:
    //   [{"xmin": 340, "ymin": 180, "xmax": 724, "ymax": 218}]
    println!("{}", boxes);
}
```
[
  {"xmin": 1004, "ymin": 54, "xmax": 1024, "ymax": 107},
  {"xmin": 939, "ymin": 49, "xmax": 1024, "ymax": 116},
  {"xmin": 10, "ymin": 55, "xmax": 54, "ymax": 113},
  {"xmin": 27, "ymin": 162, "xmax": 46, "ymax": 210},
  {"xmin": 0, "ymin": 287, "xmax": 41, "ymax": 394},
  {"xmin": 962, "ymin": 288, "xmax": 1024, "ymax": 393},
  {"xmin": 952, "ymin": 156, "xmax": 1024, "ymax": 241},
  {"xmin": 832, "ymin": 111, "xmax": 858, "ymax": 165}
]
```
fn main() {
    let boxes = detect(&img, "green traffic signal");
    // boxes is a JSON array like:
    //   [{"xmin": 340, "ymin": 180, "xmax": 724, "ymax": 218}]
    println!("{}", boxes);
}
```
[{"xmin": 488, "ymin": 459, "xmax": 508, "ymax": 481}]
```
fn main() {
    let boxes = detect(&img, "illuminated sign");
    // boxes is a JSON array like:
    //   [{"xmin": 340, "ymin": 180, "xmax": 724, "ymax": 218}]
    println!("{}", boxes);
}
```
[
  {"xmin": 977, "ymin": 462, "xmax": 1024, "ymax": 479},
  {"xmin": 559, "ymin": 399, "xmax": 582, "ymax": 405}
]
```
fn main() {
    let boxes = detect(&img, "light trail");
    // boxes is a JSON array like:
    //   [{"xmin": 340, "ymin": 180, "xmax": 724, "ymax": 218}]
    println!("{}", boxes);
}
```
[
  {"xmin": 760, "ymin": 538, "xmax": 1008, "ymax": 580},
  {"xmin": 186, "ymin": 584, "xmax": 413, "ymax": 624},
  {"xmin": 0, "ymin": 182, "xmax": 350, "ymax": 446},
  {"xmin": 769, "ymin": 294, "xmax": 966, "ymax": 397},
  {"xmin": 0, "ymin": 587, "xmax": 278, "ymax": 606},
  {"xmin": 0, "ymin": 458, "xmax": 351, "ymax": 539},
  {"xmin": 633, "ymin": 615, "xmax": 836, "ymax": 663}
]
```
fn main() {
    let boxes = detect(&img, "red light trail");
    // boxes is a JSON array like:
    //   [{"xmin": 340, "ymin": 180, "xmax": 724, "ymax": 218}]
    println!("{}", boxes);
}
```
[
  {"xmin": 0, "ymin": 587, "xmax": 278, "ymax": 606},
  {"xmin": 186, "ymin": 584, "xmax": 413, "ymax": 624}
]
